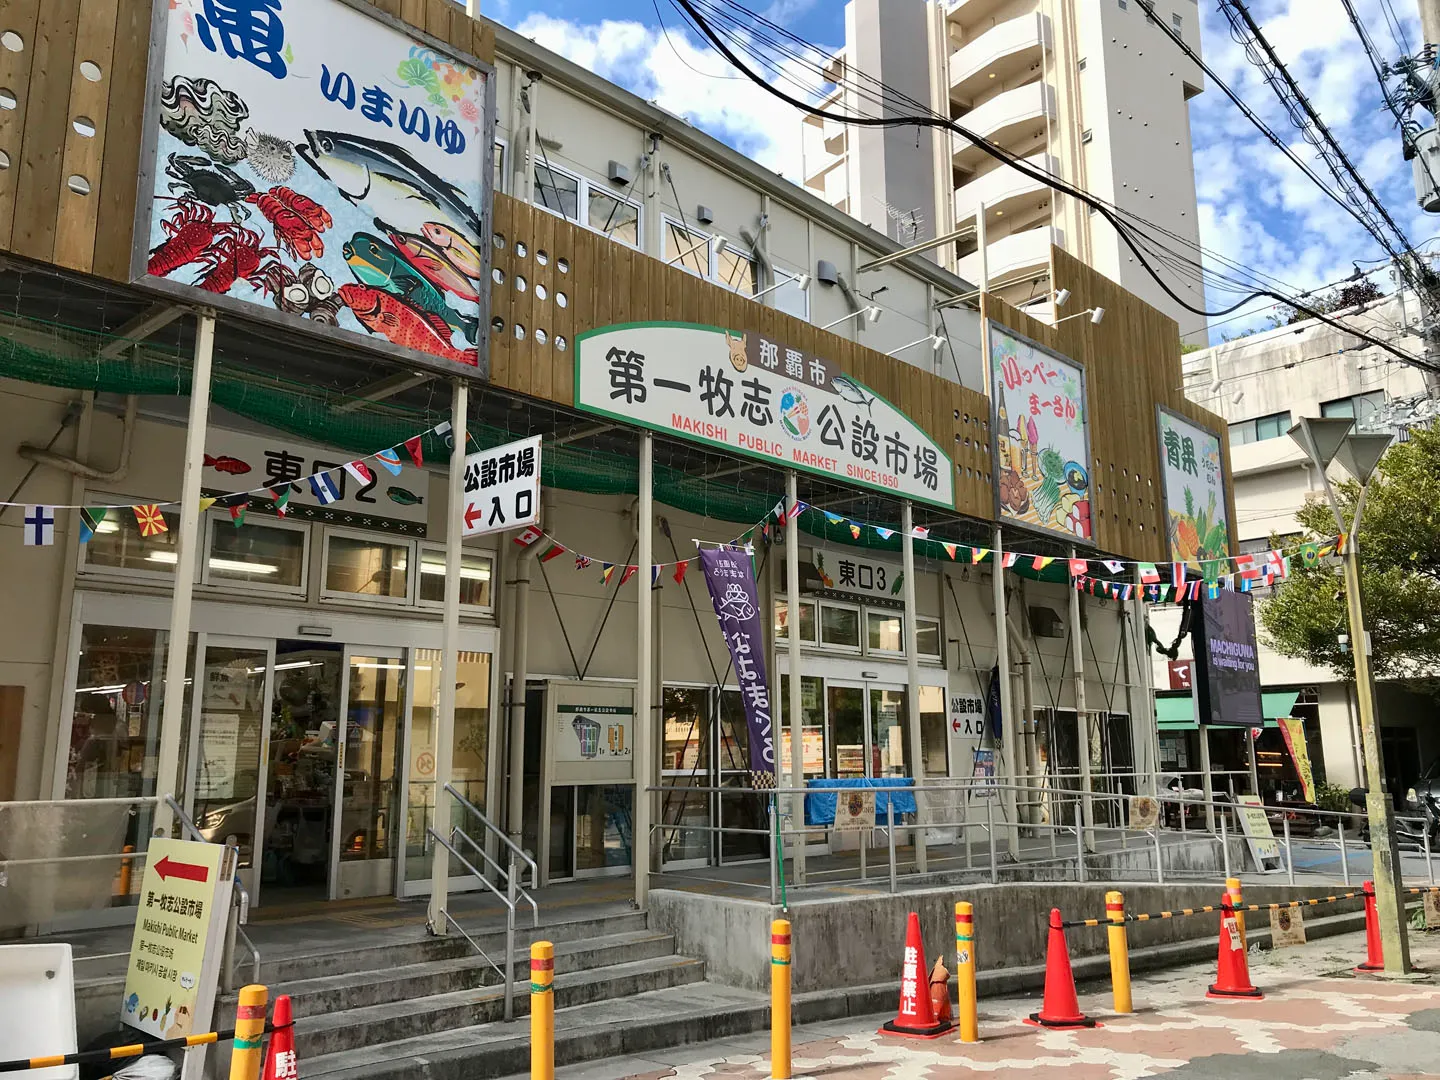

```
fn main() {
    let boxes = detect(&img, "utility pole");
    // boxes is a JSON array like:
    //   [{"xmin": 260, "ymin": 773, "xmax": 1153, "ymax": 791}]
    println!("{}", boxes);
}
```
[{"xmin": 1421, "ymin": 0, "xmax": 1440, "ymax": 47}]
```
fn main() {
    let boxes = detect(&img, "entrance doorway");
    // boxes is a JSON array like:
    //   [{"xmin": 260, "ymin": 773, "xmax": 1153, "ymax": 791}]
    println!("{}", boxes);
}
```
[{"xmin": 825, "ymin": 683, "xmax": 911, "ymax": 778}]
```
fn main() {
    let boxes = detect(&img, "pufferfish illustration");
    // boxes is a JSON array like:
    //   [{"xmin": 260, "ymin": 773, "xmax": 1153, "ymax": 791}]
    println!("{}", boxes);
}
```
[{"xmin": 725, "ymin": 330, "xmax": 748, "ymax": 373}]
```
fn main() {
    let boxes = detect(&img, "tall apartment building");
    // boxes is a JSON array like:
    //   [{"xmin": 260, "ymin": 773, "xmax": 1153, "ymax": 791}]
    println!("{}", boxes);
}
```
[{"xmin": 802, "ymin": 0, "xmax": 1209, "ymax": 339}]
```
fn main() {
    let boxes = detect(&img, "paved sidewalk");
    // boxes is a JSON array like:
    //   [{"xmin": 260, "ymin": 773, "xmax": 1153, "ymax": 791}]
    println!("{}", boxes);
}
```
[{"xmin": 556, "ymin": 928, "xmax": 1440, "ymax": 1079}]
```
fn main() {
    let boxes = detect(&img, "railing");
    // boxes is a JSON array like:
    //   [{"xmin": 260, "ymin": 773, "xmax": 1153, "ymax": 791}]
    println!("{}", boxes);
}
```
[
  {"xmin": 165, "ymin": 795, "xmax": 260, "ymax": 992},
  {"xmin": 425, "ymin": 783, "xmax": 540, "ymax": 1023},
  {"xmin": 645, "ymin": 774, "xmax": 1439, "ymax": 902}
]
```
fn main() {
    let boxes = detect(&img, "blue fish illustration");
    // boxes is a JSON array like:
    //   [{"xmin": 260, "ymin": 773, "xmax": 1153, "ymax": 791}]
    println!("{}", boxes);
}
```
[{"xmin": 386, "ymin": 486, "xmax": 424, "ymax": 506}]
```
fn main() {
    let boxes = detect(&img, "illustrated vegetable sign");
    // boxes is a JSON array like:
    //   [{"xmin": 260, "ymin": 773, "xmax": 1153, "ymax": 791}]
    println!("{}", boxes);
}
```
[{"xmin": 1158, "ymin": 407, "xmax": 1230, "ymax": 567}]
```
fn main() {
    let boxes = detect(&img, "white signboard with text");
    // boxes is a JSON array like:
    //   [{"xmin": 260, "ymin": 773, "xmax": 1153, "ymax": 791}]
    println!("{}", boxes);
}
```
[
  {"xmin": 461, "ymin": 435, "xmax": 541, "ymax": 538},
  {"xmin": 547, "ymin": 682, "xmax": 636, "ymax": 784},
  {"xmin": 809, "ymin": 547, "xmax": 904, "ymax": 600},
  {"xmin": 575, "ymin": 323, "xmax": 954, "ymax": 508}
]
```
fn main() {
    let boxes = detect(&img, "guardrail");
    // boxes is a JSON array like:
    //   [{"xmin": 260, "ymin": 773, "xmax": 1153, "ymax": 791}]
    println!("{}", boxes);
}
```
[{"xmin": 166, "ymin": 794, "xmax": 259, "ymax": 991}]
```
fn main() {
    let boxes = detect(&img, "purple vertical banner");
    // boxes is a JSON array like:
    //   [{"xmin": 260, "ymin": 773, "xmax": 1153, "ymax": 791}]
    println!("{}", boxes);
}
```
[{"xmin": 698, "ymin": 546, "xmax": 777, "ymax": 788}]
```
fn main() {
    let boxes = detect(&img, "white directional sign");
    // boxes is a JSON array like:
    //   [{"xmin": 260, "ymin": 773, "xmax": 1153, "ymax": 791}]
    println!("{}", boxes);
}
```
[{"xmin": 461, "ymin": 435, "xmax": 541, "ymax": 537}]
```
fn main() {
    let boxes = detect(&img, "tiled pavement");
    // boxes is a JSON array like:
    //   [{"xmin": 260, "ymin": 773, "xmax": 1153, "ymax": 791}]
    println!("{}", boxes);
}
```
[{"xmin": 556, "ymin": 929, "xmax": 1440, "ymax": 1079}]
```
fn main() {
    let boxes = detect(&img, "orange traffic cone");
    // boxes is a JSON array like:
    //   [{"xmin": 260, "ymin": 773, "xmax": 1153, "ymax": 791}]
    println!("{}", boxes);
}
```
[
  {"xmin": 261, "ymin": 994, "xmax": 297, "ymax": 1080},
  {"xmin": 1025, "ymin": 908, "xmax": 1097, "ymax": 1029},
  {"xmin": 1207, "ymin": 895, "xmax": 1263, "ymax": 999},
  {"xmin": 1356, "ymin": 880, "xmax": 1384, "ymax": 973},
  {"xmin": 880, "ymin": 912, "xmax": 956, "ymax": 1038}
]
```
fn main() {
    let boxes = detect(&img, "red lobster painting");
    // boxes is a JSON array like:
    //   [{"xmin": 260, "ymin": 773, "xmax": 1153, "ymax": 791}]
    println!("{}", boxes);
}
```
[{"xmin": 147, "ymin": 197, "xmax": 286, "ymax": 294}]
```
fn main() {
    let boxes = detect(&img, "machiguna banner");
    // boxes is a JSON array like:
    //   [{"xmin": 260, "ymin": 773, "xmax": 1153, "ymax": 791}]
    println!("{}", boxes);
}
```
[{"xmin": 698, "ymin": 547, "xmax": 776, "ymax": 787}]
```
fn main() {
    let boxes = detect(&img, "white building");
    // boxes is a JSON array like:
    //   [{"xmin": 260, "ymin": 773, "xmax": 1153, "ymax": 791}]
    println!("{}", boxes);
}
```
[
  {"xmin": 801, "ymin": 0, "xmax": 1208, "ymax": 339},
  {"xmin": 1153, "ymin": 292, "xmax": 1437, "ymax": 797}
]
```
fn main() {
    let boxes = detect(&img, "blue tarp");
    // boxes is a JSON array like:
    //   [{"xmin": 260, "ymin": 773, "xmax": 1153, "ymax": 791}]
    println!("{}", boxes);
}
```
[{"xmin": 804, "ymin": 777, "xmax": 917, "ymax": 826}]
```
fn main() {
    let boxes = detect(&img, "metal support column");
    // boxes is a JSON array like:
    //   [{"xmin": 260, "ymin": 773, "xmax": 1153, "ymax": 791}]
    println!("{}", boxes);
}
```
[
  {"xmin": 429, "ymin": 379, "xmax": 468, "ymax": 931},
  {"xmin": 901, "ymin": 502, "xmax": 927, "ymax": 875},
  {"xmin": 992, "ymin": 526, "xmax": 1020, "ymax": 856},
  {"xmin": 635, "ymin": 433, "xmax": 654, "ymax": 909},
  {"xmin": 152, "ymin": 310, "xmax": 215, "ymax": 838},
  {"xmin": 1069, "ymin": 547, "xmax": 1094, "ymax": 850},
  {"xmin": 786, "ymin": 471, "xmax": 806, "ymax": 885}
]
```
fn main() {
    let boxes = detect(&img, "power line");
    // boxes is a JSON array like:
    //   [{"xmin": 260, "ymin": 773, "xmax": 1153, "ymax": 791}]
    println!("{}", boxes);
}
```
[{"xmin": 666, "ymin": 0, "xmax": 1440, "ymax": 374}]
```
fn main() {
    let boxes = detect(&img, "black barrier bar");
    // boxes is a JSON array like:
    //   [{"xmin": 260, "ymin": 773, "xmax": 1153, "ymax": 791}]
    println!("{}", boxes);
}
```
[
  {"xmin": 1056, "ymin": 884, "xmax": 1440, "ymax": 930},
  {"xmin": 0, "ymin": 1023, "xmax": 293, "ymax": 1073}
]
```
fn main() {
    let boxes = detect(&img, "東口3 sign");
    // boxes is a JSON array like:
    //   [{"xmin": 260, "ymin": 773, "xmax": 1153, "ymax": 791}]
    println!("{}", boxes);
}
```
[
  {"xmin": 574, "ymin": 322, "xmax": 954, "ymax": 508},
  {"xmin": 133, "ymin": 0, "xmax": 495, "ymax": 376}
]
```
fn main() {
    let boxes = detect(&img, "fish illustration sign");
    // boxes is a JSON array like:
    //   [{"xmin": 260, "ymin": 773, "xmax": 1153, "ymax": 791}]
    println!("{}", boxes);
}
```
[
  {"xmin": 988, "ymin": 323, "xmax": 1092, "ymax": 543},
  {"xmin": 133, "ymin": 0, "xmax": 495, "ymax": 376},
  {"xmin": 574, "ymin": 323, "xmax": 954, "ymax": 508},
  {"xmin": 1156, "ymin": 407, "xmax": 1230, "ymax": 568}
]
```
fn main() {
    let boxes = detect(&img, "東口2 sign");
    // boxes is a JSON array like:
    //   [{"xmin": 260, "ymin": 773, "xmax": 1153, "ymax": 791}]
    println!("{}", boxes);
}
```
[
  {"xmin": 574, "ymin": 322, "xmax": 954, "ymax": 508},
  {"xmin": 989, "ymin": 323, "xmax": 1092, "ymax": 543},
  {"xmin": 461, "ymin": 435, "xmax": 541, "ymax": 538},
  {"xmin": 134, "ymin": 0, "xmax": 495, "ymax": 376},
  {"xmin": 1157, "ymin": 407, "xmax": 1230, "ymax": 568}
]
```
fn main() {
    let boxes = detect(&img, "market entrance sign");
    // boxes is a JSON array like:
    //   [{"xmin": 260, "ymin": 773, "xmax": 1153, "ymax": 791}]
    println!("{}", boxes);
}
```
[{"xmin": 574, "ymin": 322, "xmax": 954, "ymax": 508}]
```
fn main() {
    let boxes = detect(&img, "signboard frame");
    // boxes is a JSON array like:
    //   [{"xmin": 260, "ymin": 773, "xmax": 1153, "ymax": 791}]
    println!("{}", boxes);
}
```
[
  {"xmin": 461, "ymin": 435, "xmax": 542, "ymax": 538},
  {"xmin": 1233, "ymin": 794, "xmax": 1283, "ymax": 872},
  {"xmin": 130, "ymin": 0, "xmax": 497, "ymax": 380},
  {"xmin": 986, "ymin": 320, "xmax": 1095, "ymax": 546},
  {"xmin": 1191, "ymin": 588, "xmax": 1263, "ymax": 729},
  {"xmin": 1156, "ymin": 406, "xmax": 1231, "ymax": 566}
]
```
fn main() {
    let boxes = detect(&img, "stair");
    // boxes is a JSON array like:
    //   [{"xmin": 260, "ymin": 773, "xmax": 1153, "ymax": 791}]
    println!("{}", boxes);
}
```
[{"xmin": 217, "ymin": 909, "xmax": 757, "ymax": 1080}]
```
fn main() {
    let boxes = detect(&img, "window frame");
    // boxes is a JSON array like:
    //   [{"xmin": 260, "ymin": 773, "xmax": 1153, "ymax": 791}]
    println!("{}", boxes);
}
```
[
  {"xmin": 817, "ymin": 599, "xmax": 863, "ymax": 653},
  {"xmin": 768, "ymin": 263, "xmax": 811, "ymax": 320},
  {"xmin": 318, "ymin": 526, "xmax": 418, "ymax": 607},
  {"xmin": 493, "ymin": 137, "xmax": 508, "ymax": 196},
  {"xmin": 1320, "ymin": 390, "xmax": 1385, "ymax": 422},
  {"xmin": 916, "ymin": 615, "xmax": 942, "ymax": 660},
  {"xmin": 415, "ymin": 542, "xmax": 497, "ymax": 614},
  {"xmin": 864, "ymin": 610, "xmax": 906, "ymax": 657},
  {"xmin": 775, "ymin": 596, "xmax": 819, "ymax": 646},
  {"xmin": 76, "ymin": 492, "xmax": 187, "ymax": 585},
  {"xmin": 532, "ymin": 158, "xmax": 642, "ymax": 250},
  {"xmin": 662, "ymin": 214, "xmax": 716, "ymax": 278},
  {"xmin": 200, "ymin": 511, "xmax": 310, "ymax": 598}
]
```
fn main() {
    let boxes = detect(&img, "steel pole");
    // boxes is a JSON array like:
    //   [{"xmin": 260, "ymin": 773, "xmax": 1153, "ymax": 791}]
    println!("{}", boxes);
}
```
[
  {"xmin": 1342, "ymin": 545, "xmax": 1412, "ymax": 972},
  {"xmin": 635, "ymin": 432, "xmax": 654, "ymax": 908},
  {"xmin": 786, "ymin": 471, "xmax": 806, "ymax": 885},
  {"xmin": 992, "ymin": 526, "xmax": 1020, "ymax": 856},
  {"xmin": 901, "ymin": 501, "xmax": 927, "ymax": 874},
  {"xmin": 1069, "ymin": 548, "xmax": 1094, "ymax": 850}
]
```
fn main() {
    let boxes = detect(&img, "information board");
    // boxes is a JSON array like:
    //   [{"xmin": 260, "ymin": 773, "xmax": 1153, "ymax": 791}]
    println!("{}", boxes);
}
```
[
  {"xmin": 1234, "ymin": 795, "xmax": 1282, "ymax": 871},
  {"xmin": 461, "ymin": 435, "xmax": 541, "ymax": 538},
  {"xmin": 833, "ymin": 789, "xmax": 877, "ymax": 832}
]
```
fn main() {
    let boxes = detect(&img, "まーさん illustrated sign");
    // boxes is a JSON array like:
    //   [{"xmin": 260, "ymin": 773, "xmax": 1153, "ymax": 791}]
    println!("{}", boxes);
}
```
[
  {"xmin": 135, "ymin": 0, "xmax": 494, "ymax": 375},
  {"xmin": 989, "ymin": 323, "xmax": 1092, "ymax": 542},
  {"xmin": 574, "ymin": 323, "xmax": 954, "ymax": 508},
  {"xmin": 1157, "ymin": 407, "xmax": 1230, "ymax": 567}
]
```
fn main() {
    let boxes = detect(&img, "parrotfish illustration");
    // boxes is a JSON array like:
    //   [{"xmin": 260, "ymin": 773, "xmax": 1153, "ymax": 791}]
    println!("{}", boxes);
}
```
[
  {"xmin": 388, "ymin": 228, "xmax": 481, "ymax": 302},
  {"xmin": 343, "ymin": 232, "xmax": 478, "ymax": 344},
  {"xmin": 386, "ymin": 486, "xmax": 424, "ymax": 506}
]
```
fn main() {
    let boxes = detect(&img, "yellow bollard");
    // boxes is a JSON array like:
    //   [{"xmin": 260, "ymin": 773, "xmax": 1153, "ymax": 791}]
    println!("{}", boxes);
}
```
[
  {"xmin": 770, "ymin": 919, "xmax": 792, "ymax": 1080},
  {"xmin": 1105, "ymin": 891, "xmax": 1132, "ymax": 1015},
  {"xmin": 531, "ymin": 941, "xmax": 555, "ymax": 1080},
  {"xmin": 227, "ymin": 984, "xmax": 268, "ymax": 1080},
  {"xmin": 1227, "ymin": 877, "xmax": 1247, "ymax": 951},
  {"xmin": 954, "ymin": 902, "xmax": 978, "ymax": 1043}
]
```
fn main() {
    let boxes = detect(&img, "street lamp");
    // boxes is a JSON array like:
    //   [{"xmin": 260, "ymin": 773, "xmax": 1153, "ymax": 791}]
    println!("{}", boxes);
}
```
[{"xmin": 1288, "ymin": 416, "xmax": 1409, "ymax": 974}]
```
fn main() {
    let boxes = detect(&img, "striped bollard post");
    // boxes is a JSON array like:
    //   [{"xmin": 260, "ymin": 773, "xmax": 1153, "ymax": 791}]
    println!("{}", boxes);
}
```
[
  {"xmin": 227, "ymin": 984, "xmax": 268, "ymax": 1080},
  {"xmin": 531, "ymin": 941, "xmax": 555, "ymax": 1080},
  {"xmin": 1106, "ymin": 891, "xmax": 1132, "ymax": 1014},
  {"xmin": 955, "ymin": 902, "xmax": 978, "ymax": 1043},
  {"xmin": 771, "ymin": 919, "xmax": 792, "ymax": 1079}
]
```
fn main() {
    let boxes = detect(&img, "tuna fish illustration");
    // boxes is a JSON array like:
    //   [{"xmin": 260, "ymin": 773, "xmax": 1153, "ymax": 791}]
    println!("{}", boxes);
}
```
[{"xmin": 830, "ymin": 375, "xmax": 876, "ymax": 414}]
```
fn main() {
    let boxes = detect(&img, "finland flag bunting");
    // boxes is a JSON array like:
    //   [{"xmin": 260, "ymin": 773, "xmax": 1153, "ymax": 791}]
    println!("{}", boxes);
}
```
[{"xmin": 23, "ymin": 505, "xmax": 55, "ymax": 546}]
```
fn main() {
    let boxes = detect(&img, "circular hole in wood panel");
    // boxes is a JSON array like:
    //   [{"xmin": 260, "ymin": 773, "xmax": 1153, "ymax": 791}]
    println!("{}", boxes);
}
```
[
  {"xmin": 514, "ymin": 323, "xmax": 526, "ymax": 340},
  {"xmin": 555, "ymin": 335, "xmax": 567, "ymax": 351},
  {"xmin": 2, "ymin": 32, "xmax": 24, "ymax": 53},
  {"xmin": 535, "ymin": 328, "xmax": 548, "ymax": 345},
  {"xmin": 555, "ymin": 291, "xmax": 568, "ymax": 308},
  {"xmin": 79, "ymin": 60, "xmax": 103, "ymax": 81},
  {"xmin": 514, "ymin": 275, "xmax": 527, "ymax": 292},
  {"xmin": 73, "ymin": 116, "xmax": 96, "ymax": 137},
  {"xmin": 493, "ymin": 233, "xmax": 506, "ymax": 250},
  {"xmin": 536, "ymin": 250, "xmax": 549, "ymax": 266},
  {"xmin": 491, "ymin": 316, "xmax": 505, "ymax": 333},
  {"xmin": 0, "ymin": 150, "xmax": 9, "ymax": 170},
  {"xmin": 535, "ymin": 283, "xmax": 547, "ymax": 301},
  {"xmin": 557, "ymin": 257, "xmax": 570, "ymax": 274},
  {"xmin": 67, "ymin": 174, "xmax": 91, "ymax": 195},
  {"xmin": 0, "ymin": 89, "xmax": 16, "ymax": 111},
  {"xmin": 492, "ymin": 267, "xmax": 505, "ymax": 284},
  {"xmin": 515, "ymin": 240, "xmax": 528, "ymax": 258}
]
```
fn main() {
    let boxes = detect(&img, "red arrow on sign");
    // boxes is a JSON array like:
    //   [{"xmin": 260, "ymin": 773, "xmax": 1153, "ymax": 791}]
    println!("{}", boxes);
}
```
[
  {"xmin": 154, "ymin": 856, "xmax": 210, "ymax": 884},
  {"xmin": 463, "ymin": 503, "xmax": 485, "ymax": 531}
]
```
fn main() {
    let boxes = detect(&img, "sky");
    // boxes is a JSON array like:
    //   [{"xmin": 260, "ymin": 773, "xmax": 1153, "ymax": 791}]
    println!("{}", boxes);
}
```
[{"xmin": 486, "ymin": 0, "xmax": 1436, "ymax": 344}]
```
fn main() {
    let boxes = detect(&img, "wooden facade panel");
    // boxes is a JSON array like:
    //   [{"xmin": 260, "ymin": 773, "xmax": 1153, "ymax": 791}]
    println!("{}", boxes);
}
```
[
  {"xmin": 90, "ymin": 0, "xmax": 146, "ymax": 281},
  {"xmin": 11, "ymin": 0, "xmax": 83, "ymax": 264},
  {"xmin": 51, "ymin": 0, "xmax": 120, "ymax": 273},
  {"xmin": 0, "ymin": 0, "xmax": 44, "ymax": 252}
]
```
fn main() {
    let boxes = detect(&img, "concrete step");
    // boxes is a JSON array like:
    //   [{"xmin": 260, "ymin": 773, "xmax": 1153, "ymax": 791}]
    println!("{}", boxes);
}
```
[
  {"xmin": 292, "ymin": 954, "xmax": 708, "ymax": 1058},
  {"xmin": 264, "ymin": 930, "xmax": 678, "ymax": 1014},
  {"xmin": 300, "ymin": 980, "xmax": 768, "ymax": 1080}
]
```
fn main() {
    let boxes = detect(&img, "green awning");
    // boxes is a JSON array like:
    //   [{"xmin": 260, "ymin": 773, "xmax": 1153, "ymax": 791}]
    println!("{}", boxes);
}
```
[
  {"xmin": 1262, "ymin": 691, "xmax": 1301, "ymax": 719},
  {"xmin": 1154, "ymin": 690, "xmax": 1296, "ymax": 730}
]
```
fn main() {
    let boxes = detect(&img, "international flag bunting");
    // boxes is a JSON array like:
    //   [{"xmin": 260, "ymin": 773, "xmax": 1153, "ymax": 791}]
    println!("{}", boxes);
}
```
[
  {"xmin": 912, "ymin": 526, "xmax": 930, "ymax": 540},
  {"xmin": 1032, "ymin": 556, "xmax": 1054, "ymax": 571},
  {"xmin": 1121, "ymin": 584, "xmax": 1133, "ymax": 601},
  {"xmin": 272, "ymin": 487, "xmax": 291, "ymax": 517},
  {"xmin": 874, "ymin": 527, "xmax": 896, "ymax": 541},
  {"xmin": 344, "ymin": 461, "xmax": 375, "ymax": 487},
  {"xmin": 78, "ymin": 507, "xmax": 107, "ymax": 544},
  {"xmin": 773, "ymin": 501, "xmax": 788, "ymax": 528},
  {"xmin": 1333, "ymin": 532, "xmax": 1347, "ymax": 554},
  {"xmin": 761, "ymin": 522, "xmax": 772, "ymax": 541},
  {"xmin": 1238, "ymin": 576, "xmax": 1253, "ymax": 593},
  {"xmin": 942, "ymin": 542, "xmax": 958, "ymax": 561},
  {"xmin": 673, "ymin": 560, "xmax": 689, "ymax": 584},
  {"xmin": 575, "ymin": 553, "xmax": 592, "ymax": 570},
  {"xmin": 1068, "ymin": 558, "xmax": 1088, "ymax": 577},
  {"xmin": 198, "ymin": 497, "xmax": 218, "ymax": 514},
  {"xmin": 230, "ymin": 500, "xmax": 249, "ymax": 527},
  {"xmin": 1103, "ymin": 559, "xmax": 1125, "ymax": 574},
  {"xmin": 134, "ymin": 504, "xmax": 168, "ymax": 538},
  {"xmin": 651, "ymin": 565, "xmax": 662, "ymax": 587},
  {"xmin": 792, "ymin": 501, "xmax": 809, "ymax": 520},
  {"xmin": 1002, "ymin": 552, "xmax": 1019, "ymax": 568},
  {"xmin": 849, "ymin": 523, "xmax": 862, "ymax": 540},
  {"xmin": 825, "ymin": 512, "xmax": 845, "ymax": 526},
  {"xmin": 619, "ymin": 565, "xmax": 638, "ymax": 586},
  {"xmin": 1207, "ymin": 582, "xmax": 1220, "ymax": 600},
  {"xmin": 310, "ymin": 472, "xmax": 342, "ymax": 505},
  {"xmin": 601, "ymin": 563, "xmax": 616, "ymax": 585},
  {"xmin": 540, "ymin": 543, "xmax": 566, "ymax": 563},
  {"xmin": 1298, "ymin": 542, "xmax": 1320, "ymax": 567},
  {"xmin": 22, "ymin": 505, "xmax": 55, "ymax": 546},
  {"xmin": 1172, "ymin": 563, "xmax": 1186, "ymax": 590},
  {"xmin": 1157, "ymin": 585, "xmax": 1171, "ymax": 602},
  {"xmin": 1139, "ymin": 562, "xmax": 1160, "ymax": 584},
  {"xmin": 376, "ymin": 448, "xmax": 404, "ymax": 476},
  {"xmin": 403, "ymin": 435, "xmax": 425, "ymax": 468},
  {"xmin": 514, "ymin": 525, "xmax": 544, "ymax": 547},
  {"xmin": 1233, "ymin": 553, "xmax": 1259, "ymax": 580}
]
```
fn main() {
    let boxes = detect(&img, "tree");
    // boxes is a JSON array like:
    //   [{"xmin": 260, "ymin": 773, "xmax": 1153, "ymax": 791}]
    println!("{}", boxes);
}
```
[
  {"xmin": 1260, "ymin": 425, "xmax": 1440, "ymax": 679},
  {"xmin": 1268, "ymin": 280, "xmax": 1384, "ymax": 328}
]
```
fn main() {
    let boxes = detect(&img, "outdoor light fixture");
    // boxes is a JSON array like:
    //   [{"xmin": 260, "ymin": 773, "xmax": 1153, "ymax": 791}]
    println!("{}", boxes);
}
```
[
  {"xmin": 1054, "ymin": 305, "xmax": 1105, "ymax": 326},
  {"xmin": 665, "ymin": 234, "xmax": 725, "ymax": 268},
  {"xmin": 1054, "ymin": 288, "xmax": 1071, "ymax": 307},
  {"xmin": 820, "ymin": 306, "xmax": 882, "ymax": 330},
  {"xmin": 887, "ymin": 333, "xmax": 947, "ymax": 356},
  {"xmin": 751, "ymin": 273, "xmax": 812, "ymax": 302}
]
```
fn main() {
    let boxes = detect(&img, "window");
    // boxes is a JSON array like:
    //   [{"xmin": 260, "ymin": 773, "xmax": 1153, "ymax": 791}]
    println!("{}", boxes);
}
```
[
  {"xmin": 819, "ymin": 602, "xmax": 861, "ymax": 650},
  {"xmin": 533, "ymin": 160, "xmax": 642, "ymax": 248},
  {"xmin": 417, "ymin": 546, "xmax": 495, "ymax": 610},
  {"xmin": 1081, "ymin": 129, "xmax": 1093, "ymax": 144},
  {"xmin": 1117, "ymin": 0, "xmax": 1127, "ymax": 8},
  {"xmin": 775, "ymin": 598, "xmax": 818, "ymax": 644},
  {"xmin": 1321, "ymin": 391, "xmax": 1385, "ymax": 422},
  {"xmin": 919, "ymin": 685, "xmax": 948, "ymax": 777},
  {"xmin": 716, "ymin": 241, "xmax": 757, "ymax": 296},
  {"xmin": 323, "ymin": 530, "xmax": 412, "ymax": 601},
  {"xmin": 866, "ymin": 611, "xmax": 904, "ymax": 654},
  {"xmin": 664, "ymin": 217, "xmax": 713, "ymax": 277},
  {"xmin": 81, "ymin": 498, "xmax": 181, "ymax": 578},
  {"xmin": 1077, "ymin": 58, "xmax": 1087, "ymax": 71},
  {"xmin": 1171, "ymin": 12, "xmax": 1183, "ymax": 31},
  {"xmin": 916, "ymin": 617, "xmax": 942, "ymax": 659},
  {"xmin": 1229, "ymin": 410, "xmax": 1291, "ymax": 445},
  {"xmin": 203, "ymin": 516, "xmax": 307, "ymax": 592},
  {"xmin": 779, "ymin": 675, "xmax": 825, "ymax": 778},
  {"xmin": 772, "ymin": 267, "xmax": 810, "ymax": 320},
  {"xmin": 493, "ymin": 139, "xmax": 506, "ymax": 195}
]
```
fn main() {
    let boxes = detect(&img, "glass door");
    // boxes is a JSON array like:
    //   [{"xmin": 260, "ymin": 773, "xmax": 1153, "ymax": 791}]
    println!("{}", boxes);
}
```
[
  {"xmin": 868, "ymin": 686, "xmax": 910, "ymax": 778},
  {"xmin": 827, "ymin": 683, "xmax": 867, "ymax": 778},
  {"xmin": 330, "ymin": 649, "xmax": 407, "ymax": 900},
  {"xmin": 660, "ymin": 687, "xmax": 709, "ymax": 869},
  {"xmin": 186, "ymin": 637, "xmax": 273, "ymax": 897}
]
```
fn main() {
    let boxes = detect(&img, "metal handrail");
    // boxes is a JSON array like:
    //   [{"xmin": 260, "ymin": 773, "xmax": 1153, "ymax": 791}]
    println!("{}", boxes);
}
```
[
  {"xmin": 164, "ymin": 794, "xmax": 259, "ymax": 990},
  {"xmin": 443, "ymin": 782, "xmax": 539, "ymax": 883},
  {"xmin": 450, "ymin": 827, "xmax": 539, "ymax": 928}
]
